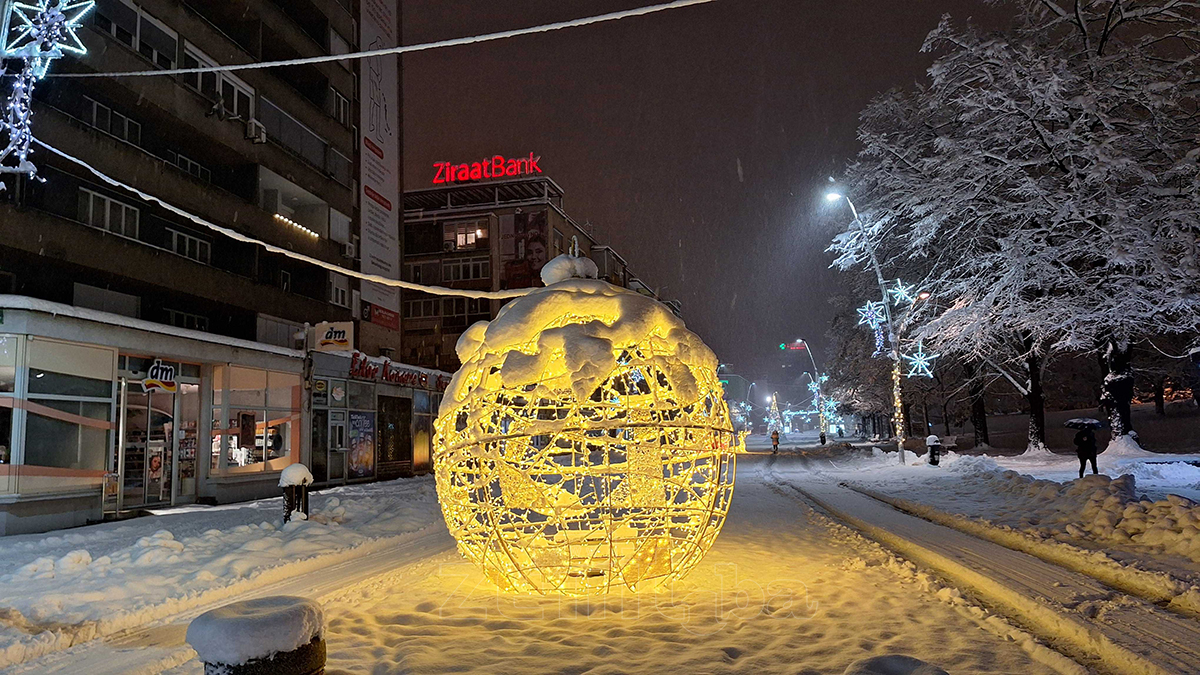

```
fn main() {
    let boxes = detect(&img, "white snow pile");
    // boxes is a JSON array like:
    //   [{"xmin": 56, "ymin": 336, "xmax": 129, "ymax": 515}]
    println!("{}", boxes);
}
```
[
  {"xmin": 539, "ymin": 253, "xmax": 599, "ymax": 285},
  {"xmin": 920, "ymin": 469, "xmax": 1200, "ymax": 562},
  {"xmin": 186, "ymin": 596, "xmax": 323, "ymax": 666},
  {"xmin": 843, "ymin": 655, "xmax": 948, "ymax": 675},
  {"xmin": 279, "ymin": 462, "xmax": 314, "ymax": 487},
  {"xmin": 446, "ymin": 276, "xmax": 715, "ymax": 411},
  {"xmin": 0, "ymin": 477, "xmax": 439, "ymax": 668}
]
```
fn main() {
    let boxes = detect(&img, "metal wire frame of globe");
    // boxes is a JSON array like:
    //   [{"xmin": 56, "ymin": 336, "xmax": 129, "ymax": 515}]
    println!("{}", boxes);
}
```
[{"xmin": 433, "ymin": 345, "xmax": 738, "ymax": 596}]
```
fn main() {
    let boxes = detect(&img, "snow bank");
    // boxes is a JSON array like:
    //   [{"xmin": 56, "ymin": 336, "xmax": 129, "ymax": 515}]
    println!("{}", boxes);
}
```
[
  {"xmin": 186, "ymin": 596, "xmax": 323, "ymax": 665},
  {"xmin": 843, "ymin": 655, "xmax": 948, "ymax": 675},
  {"xmin": 0, "ymin": 477, "xmax": 439, "ymax": 668},
  {"xmin": 278, "ymin": 463, "xmax": 314, "ymax": 487}
]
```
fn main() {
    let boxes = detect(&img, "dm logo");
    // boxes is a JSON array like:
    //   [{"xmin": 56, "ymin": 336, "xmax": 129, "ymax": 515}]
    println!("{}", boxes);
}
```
[
  {"xmin": 319, "ymin": 326, "xmax": 350, "ymax": 349},
  {"xmin": 142, "ymin": 359, "xmax": 178, "ymax": 394}
]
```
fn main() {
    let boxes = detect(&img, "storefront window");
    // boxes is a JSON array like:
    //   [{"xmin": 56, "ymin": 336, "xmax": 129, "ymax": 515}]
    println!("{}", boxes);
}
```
[
  {"xmin": 212, "ymin": 365, "xmax": 301, "ymax": 474},
  {"xmin": 0, "ymin": 406, "xmax": 11, "ymax": 465},
  {"xmin": 0, "ymin": 336, "xmax": 16, "ymax": 393},
  {"xmin": 22, "ymin": 340, "xmax": 115, "ymax": 486}
]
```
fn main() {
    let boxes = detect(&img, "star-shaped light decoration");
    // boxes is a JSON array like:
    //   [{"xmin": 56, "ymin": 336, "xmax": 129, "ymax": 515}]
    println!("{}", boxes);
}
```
[
  {"xmin": 888, "ymin": 280, "xmax": 917, "ymax": 307},
  {"xmin": 903, "ymin": 341, "xmax": 938, "ymax": 378},
  {"xmin": 856, "ymin": 300, "xmax": 886, "ymax": 329},
  {"xmin": 0, "ymin": 0, "xmax": 94, "ymax": 181}
]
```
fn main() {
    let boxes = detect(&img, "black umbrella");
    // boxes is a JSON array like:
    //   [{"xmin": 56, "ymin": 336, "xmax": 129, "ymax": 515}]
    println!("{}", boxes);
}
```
[{"xmin": 1064, "ymin": 418, "xmax": 1104, "ymax": 430}]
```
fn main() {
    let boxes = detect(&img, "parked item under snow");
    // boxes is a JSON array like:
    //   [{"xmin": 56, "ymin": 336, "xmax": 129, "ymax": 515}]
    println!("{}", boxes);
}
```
[{"xmin": 279, "ymin": 464, "xmax": 314, "ymax": 523}]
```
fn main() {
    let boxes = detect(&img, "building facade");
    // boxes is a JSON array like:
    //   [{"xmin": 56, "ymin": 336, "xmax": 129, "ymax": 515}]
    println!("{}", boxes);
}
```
[
  {"xmin": 0, "ymin": 0, "xmax": 428, "ymax": 535},
  {"xmin": 401, "ymin": 176, "xmax": 677, "ymax": 372}
]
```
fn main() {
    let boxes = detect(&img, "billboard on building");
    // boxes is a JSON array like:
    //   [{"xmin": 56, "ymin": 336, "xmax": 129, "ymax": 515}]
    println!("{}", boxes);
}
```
[
  {"xmin": 359, "ymin": 0, "xmax": 400, "ymax": 319},
  {"xmin": 500, "ymin": 209, "xmax": 549, "ymax": 289}
]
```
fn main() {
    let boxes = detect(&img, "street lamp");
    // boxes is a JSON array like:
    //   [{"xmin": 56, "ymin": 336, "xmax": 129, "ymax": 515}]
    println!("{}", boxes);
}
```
[
  {"xmin": 794, "ymin": 338, "xmax": 826, "ymax": 435},
  {"xmin": 825, "ymin": 189, "xmax": 909, "ymax": 462}
]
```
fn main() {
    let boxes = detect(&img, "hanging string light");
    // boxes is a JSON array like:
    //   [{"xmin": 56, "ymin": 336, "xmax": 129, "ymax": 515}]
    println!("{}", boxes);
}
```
[
  {"xmin": 0, "ymin": 0, "xmax": 94, "ymax": 182},
  {"xmin": 857, "ymin": 300, "xmax": 887, "ymax": 356}
]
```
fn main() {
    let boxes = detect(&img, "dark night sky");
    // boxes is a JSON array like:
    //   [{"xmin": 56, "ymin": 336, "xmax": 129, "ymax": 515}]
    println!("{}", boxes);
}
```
[{"xmin": 400, "ymin": 0, "xmax": 1013, "ymax": 393}]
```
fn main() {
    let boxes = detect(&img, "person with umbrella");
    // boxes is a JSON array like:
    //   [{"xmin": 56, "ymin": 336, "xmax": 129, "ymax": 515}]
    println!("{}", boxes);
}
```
[{"xmin": 1067, "ymin": 419, "xmax": 1101, "ymax": 478}]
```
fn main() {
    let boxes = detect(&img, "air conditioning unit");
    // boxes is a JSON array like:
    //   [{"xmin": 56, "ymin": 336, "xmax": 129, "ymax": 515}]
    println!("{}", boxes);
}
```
[
  {"xmin": 341, "ymin": 241, "xmax": 356, "ymax": 259},
  {"xmin": 245, "ymin": 118, "xmax": 268, "ymax": 144},
  {"xmin": 442, "ymin": 240, "xmax": 455, "ymax": 252}
]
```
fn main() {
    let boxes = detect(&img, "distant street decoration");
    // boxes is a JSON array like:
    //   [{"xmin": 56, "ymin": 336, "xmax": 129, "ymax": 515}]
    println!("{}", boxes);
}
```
[
  {"xmin": 0, "ymin": 0, "xmax": 93, "ymax": 181},
  {"xmin": 432, "ymin": 255, "xmax": 737, "ymax": 596},
  {"xmin": 857, "ymin": 300, "xmax": 887, "ymax": 356},
  {"xmin": 903, "ymin": 341, "xmax": 938, "ymax": 379}
]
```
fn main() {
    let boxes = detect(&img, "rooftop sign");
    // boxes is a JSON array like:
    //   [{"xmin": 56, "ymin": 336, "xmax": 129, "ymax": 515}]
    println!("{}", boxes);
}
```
[{"xmin": 433, "ymin": 153, "xmax": 542, "ymax": 185}]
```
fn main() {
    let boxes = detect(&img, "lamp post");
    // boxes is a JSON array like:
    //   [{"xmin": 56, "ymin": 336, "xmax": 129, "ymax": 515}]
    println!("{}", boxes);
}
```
[
  {"xmin": 795, "ymin": 339, "xmax": 826, "ymax": 435},
  {"xmin": 825, "ymin": 190, "xmax": 910, "ymax": 463}
]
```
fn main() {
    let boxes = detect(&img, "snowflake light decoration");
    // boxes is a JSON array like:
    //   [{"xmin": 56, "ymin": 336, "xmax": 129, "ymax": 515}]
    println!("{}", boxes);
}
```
[
  {"xmin": 903, "ymin": 341, "xmax": 938, "ymax": 378},
  {"xmin": 888, "ymin": 280, "xmax": 917, "ymax": 306},
  {"xmin": 0, "ymin": 0, "xmax": 94, "ymax": 180},
  {"xmin": 434, "ymin": 264, "xmax": 737, "ymax": 596}
]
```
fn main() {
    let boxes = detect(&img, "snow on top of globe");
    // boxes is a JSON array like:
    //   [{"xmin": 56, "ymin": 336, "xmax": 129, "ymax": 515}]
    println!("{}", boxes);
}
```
[
  {"xmin": 539, "ymin": 253, "xmax": 599, "ymax": 285},
  {"xmin": 445, "ymin": 264, "xmax": 716, "ymax": 417}
]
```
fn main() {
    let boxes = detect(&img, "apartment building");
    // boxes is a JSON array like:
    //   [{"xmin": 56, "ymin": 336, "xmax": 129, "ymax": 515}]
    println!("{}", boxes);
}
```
[
  {"xmin": 401, "ymin": 175, "xmax": 679, "ymax": 372},
  {"xmin": 0, "ymin": 0, "xmax": 420, "ymax": 534}
]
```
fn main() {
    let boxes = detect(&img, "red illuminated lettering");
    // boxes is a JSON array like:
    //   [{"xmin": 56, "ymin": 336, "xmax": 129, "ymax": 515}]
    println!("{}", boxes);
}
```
[{"xmin": 432, "ymin": 154, "xmax": 544, "ymax": 184}]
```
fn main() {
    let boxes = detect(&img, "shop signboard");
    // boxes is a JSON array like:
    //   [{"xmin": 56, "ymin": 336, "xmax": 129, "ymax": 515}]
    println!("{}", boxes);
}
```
[
  {"xmin": 315, "ymin": 321, "xmax": 354, "ymax": 352},
  {"xmin": 142, "ymin": 359, "xmax": 177, "ymax": 393},
  {"xmin": 348, "ymin": 411, "xmax": 376, "ymax": 478},
  {"xmin": 369, "ymin": 304, "xmax": 400, "ymax": 331},
  {"xmin": 359, "ymin": 0, "xmax": 401, "ymax": 320},
  {"xmin": 348, "ymin": 351, "xmax": 450, "ymax": 391},
  {"xmin": 432, "ymin": 153, "xmax": 543, "ymax": 184},
  {"xmin": 312, "ymin": 378, "xmax": 329, "ymax": 406}
]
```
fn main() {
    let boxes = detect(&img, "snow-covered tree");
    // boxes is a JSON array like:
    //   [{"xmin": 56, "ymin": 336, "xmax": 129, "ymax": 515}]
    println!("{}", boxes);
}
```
[{"xmin": 831, "ymin": 1, "xmax": 1200, "ymax": 449}]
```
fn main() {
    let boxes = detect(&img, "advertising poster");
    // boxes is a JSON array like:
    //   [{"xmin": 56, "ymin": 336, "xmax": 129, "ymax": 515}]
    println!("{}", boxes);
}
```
[
  {"xmin": 359, "ymin": 0, "xmax": 400, "ymax": 318},
  {"xmin": 500, "ymin": 209, "xmax": 549, "ymax": 288},
  {"xmin": 348, "ymin": 411, "xmax": 376, "ymax": 478}
]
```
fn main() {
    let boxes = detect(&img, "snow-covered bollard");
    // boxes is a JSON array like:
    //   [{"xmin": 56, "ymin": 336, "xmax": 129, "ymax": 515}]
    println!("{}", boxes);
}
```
[
  {"xmin": 279, "ymin": 463, "xmax": 314, "ymax": 523},
  {"xmin": 186, "ymin": 596, "xmax": 325, "ymax": 675}
]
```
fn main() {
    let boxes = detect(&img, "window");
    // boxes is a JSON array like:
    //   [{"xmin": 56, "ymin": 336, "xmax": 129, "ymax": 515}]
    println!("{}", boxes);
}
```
[
  {"xmin": 22, "ymin": 339, "xmax": 116, "ymax": 477},
  {"xmin": 165, "ymin": 308, "xmax": 208, "ymax": 332},
  {"xmin": 182, "ymin": 44, "xmax": 255, "ymax": 120},
  {"xmin": 553, "ymin": 229, "xmax": 565, "ymax": 257},
  {"xmin": 211, "ymin": 366, "xmax": 301, "ymax": 474},
  {"xmin": 330, "ymin": 210, "xmax": 350, "ymax": 244},
  {"xmin": 280, "ymin": 270, "xmax": 292, "ymax": 292},
  {"xmin": 259, "ymin": 97, "xmax": 328, "ymax": 170},
  {"xmin": 182, "ymin": 46, "xmax": 218, "ymax": 98},
  {"xmin": 443, "ymin": 220, "xmax": 488, "ymax": 251},
  {"xmin": 328, "ymin": 272, "xmax": 350, "ymax": 308},
  {"xmin": 138, "ymin": 12, "xmax": 177, "ymax": 68},
  {"xmin": 83, "ymin": 97, "xmax": 141, "ymax": 145},
  {"xmin": 405, "ymin": 263, "xmax": 423, "ymax": 284},
  {"xmin": 78, "ymin": 188, "xmax": 140, "ymax": 239},
  {"xmin": 170, "ymin": 153, "xmax": 211, "ymax": 183},
  {"xmin": 404, "ymin": 298, "xmax": 438, "ymax": 319},
  {"xmin": 329, "ymin": 28, "xmax": 352, "ymax": 69},
  {"xmin": 327, "ymin": 148, "xmax": 353, "ymax": 186},
  {"xmin": 95, "ymin": 2, "xmax": 176, "ymax": 68},
  {"xmin": 166, "ymin": 228, "xmax": 211, "ymax": 263},
  {"xmin": 441, "ymin": 256, "xmax": 490, "ymax": 282},
  {"xmin": 330, "ymin": 88, "xmax": 350, "ymax": 127},
  {"xmin": 441, "ymin": 298, "xmax": 490, "ymax": 329}
]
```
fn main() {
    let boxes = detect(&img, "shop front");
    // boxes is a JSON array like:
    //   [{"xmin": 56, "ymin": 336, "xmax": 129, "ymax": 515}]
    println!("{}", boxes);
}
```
[
  {"xmin": 309, "ymin": 351, "xmax": 449, "ymax": 486},
  {"xmin": 0, "ymin": 297, "xmax": 305, "ymax": 535}
]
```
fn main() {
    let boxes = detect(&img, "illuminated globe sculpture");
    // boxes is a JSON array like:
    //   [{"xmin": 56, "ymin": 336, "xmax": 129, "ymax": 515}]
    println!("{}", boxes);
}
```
[{"xmin": 433, "ymin": 255, "xmax": 738, "ymax": 596}]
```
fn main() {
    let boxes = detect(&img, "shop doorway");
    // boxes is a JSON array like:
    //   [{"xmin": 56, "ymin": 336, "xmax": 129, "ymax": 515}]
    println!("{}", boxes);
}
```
[
  {"xmin": 311, "ymin": 409, "xmax": 349, "ymax": 485},
  {"xmin": 114, "ymin": 359, "xmax": 200, "ymax": 511},
  {"xmin": 378, "ymin": 395, "xmax": 412, "ymax": 479}
]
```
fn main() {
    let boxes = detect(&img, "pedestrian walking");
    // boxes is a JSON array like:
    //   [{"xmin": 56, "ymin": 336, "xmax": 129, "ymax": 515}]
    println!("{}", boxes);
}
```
[
  {"xmin": 771, "ymin": 429, "xmax": 780, "ymax": 454},
  {"xmin": 925, "ymin": 434, "xmax": 942, "ymax": 466},
  {"xmin": 1074, "ymin": 428, "xmax": 1098, "ymax": 478},
  {"xmin": 819, "ymin": 431, "xmax": 827, "ymax": 445}
]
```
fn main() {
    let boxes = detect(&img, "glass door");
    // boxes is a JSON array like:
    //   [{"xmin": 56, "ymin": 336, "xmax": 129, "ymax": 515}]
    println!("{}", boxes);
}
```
[
  {"xmin": 176, "ymin": 383, "xmax": 199, "ymax": 500},
  {"xmin": 121, "ymin": 383, "xmax": 176, "ymax": 508}
]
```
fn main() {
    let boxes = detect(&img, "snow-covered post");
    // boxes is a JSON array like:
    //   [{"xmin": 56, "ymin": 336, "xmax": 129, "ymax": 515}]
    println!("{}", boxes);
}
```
[
  {"xmin": 279, "ymin": 463, "xmax": 314, "ymax": 523},
  {"xmin": 186, "ymin": 596, "xmax": 325, "ymax": 674}
]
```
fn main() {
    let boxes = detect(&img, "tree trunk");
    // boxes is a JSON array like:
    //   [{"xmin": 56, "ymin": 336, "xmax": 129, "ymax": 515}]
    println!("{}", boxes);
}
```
[
  {"xmin": 902, "ymin": 401, "xmax": 913, "ymax": 438},
  {"xmin": 1154, "ymin": 376, "xmax": 1165, "ymax": 416},
  {"xmin": 1100, "ymin": 339, "xmax": 1135, "ymax": 435},
  {"xmin": 922, "ymin": 400, "xmax": 931, "ymax": 438},
  {"xmin": 1026, "ymin": 349, "xmax": 1046, "ymax": 451},
  {"xmin": 964, "ymin": 362, "xmax": 990, "ymax": 447}
]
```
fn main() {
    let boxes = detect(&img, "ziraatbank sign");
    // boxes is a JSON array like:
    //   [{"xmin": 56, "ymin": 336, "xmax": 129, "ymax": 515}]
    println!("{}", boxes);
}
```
[{"xmin": 433, "ymin": 153, "xmax": 542, "ymax": 184}]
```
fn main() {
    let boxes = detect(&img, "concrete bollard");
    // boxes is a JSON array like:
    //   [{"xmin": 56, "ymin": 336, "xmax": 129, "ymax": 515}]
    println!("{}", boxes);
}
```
[{"xmin": 186, "ymin": 596, "xmax": 326, "ymax": 674}]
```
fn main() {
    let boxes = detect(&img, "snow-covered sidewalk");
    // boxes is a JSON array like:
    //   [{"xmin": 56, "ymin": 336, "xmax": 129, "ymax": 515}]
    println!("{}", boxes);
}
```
[{"xmin": 0, "ymin": 477, "xmax": 442, "ymax": 669}]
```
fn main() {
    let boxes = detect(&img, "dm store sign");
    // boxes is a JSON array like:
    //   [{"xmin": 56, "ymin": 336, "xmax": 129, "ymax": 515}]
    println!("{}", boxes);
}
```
[{"xmin": 142, "ymin": 359, "xmax": 178, "ymax": 393}]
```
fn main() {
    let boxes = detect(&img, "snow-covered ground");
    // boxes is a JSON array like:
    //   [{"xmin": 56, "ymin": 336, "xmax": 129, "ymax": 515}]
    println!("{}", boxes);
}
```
[{"xmin": 0, "ymin": 477, "xmax": 440, "ymax": 668}]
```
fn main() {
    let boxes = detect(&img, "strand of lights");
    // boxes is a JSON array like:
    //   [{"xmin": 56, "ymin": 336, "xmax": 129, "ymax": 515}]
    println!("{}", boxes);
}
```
[
  {"xmin": 857, "ymin": 300, "xmax": 888, "ymax": 357},
  {"xmin": 0, "ymin": 1, "xmax": 93, "ymax": 182},
  {"xmin": 902, "ymin": 341, "xmax": 938, "ymax": 378},
  {"xmin": 274, "ymin": 213, "xmax": 319, "ymax": 238}
]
